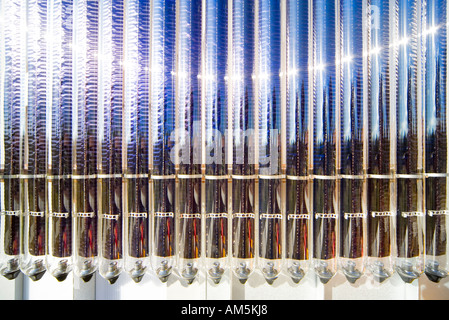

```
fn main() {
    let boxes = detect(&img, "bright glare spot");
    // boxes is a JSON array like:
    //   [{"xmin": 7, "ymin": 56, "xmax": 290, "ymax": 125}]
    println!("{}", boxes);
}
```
[
  {"xmin": 394, "ymin": 37, "xmax": 409, "ymax": 47},
  {"xmin": 200, "ymin": 74, "xmax": 215, "ymax": 81},
  {"xmin": 314, "ymin": 63, "xmax": 325, "ymax": 71},
  {"xmin": 425, "ymin": 25, "xmax": 439, "ymax": 36},
  {"xmin": 341, "ymin": 55, "xmax": 353, "ymax": 64},
  {"xmin": 288, "ymin": 68, "xmax": 298, "ymax": 76},
  {"xmin": 371, "ymin": 46, "xmax": 382, "ymax": 56}
]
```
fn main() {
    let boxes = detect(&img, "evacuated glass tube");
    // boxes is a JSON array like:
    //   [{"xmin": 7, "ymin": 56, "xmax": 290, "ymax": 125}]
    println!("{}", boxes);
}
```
[
  {"xmin": 285, "ymin": 0, "xmax": 311, "ymax": 284},
  {"xmin": 123, "ymin": 0, "xmax": 150, "ymax": 284},
  {"xmin": 366, "ymin": 0, "xmax": 396, "ymax": 283},
  {"xmin": 257, "ymin": 0, "xmax": 283, "ymax": 285},
  {"xmin": 97, "ymin": 0, "xmax": 124, "ymax": 284},
  {"xmin": 72, "ymin": 0, "xmax": 99, "ymax": 282},
  {"xmin": 204, "ymin": 0, "xmax": 229, "ymax": 285},
  {"xmin": 393, "ymin": 0, "xmax": 425, "ymax": 284},
  {"xmin": 150, "ymin": 0, "xmax": 177, "ymax": 283},
  {"xmin": 424, "ymin": 0, "xmax": 449, "ymax": 283},
  {"xmin": 311, "ymin": 0, "xmax": 339, "ymax": 284},
  {"xmin": 230, "ymin": 0, "xmax": 257, "ymax": 284},
  {"xmin": 338, "ymin": 0, "xmax": 367, "ymax": 284},
  {"xmin": 176, "ymin": 0, "xmax": 203, "ymax": 285},
  {"xmin": 46, "ymin": 0, "xmax": 74, "ymax": 282},
  {"xmin": 21, "ymin": 0, "xmax": 48, "ymax": 282},
  {"xmin": 0, "ymin": 0, "xmax": 23, "ymax": 281}
]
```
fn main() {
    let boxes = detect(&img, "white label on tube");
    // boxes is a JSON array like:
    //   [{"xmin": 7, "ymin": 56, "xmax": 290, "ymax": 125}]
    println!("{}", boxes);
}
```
[
  {"xmin": 206, "ymin": 213, "xmax": 228, "ymax": 218},
  {"xmin": 28, "ymin": 211, "xmax": 45, "ymax": 217},
  {"xmin": 50, "ymin": 212, "xmax": 69, "ymax": 218},
  {"xmin": 1, "ymin": 210, "xmax": 20, "ymax": 216},
  {"xmin": 401, "ymin": 211, "xmax": 424, "ymax": 218},
  {"xmin": 154, "ymin": 212, "xmax": 174, "ymax": 218},
  {"xmin": 315, "ymin": 213, "xmax": 338, "ymax": 219},
  {"xmin": 75, "ymin": 212, "xmax": 95, "ymax": 218},
  {"xmin": 288, "ymin": 214, "xmax": 310, "ymax": 220},
  {"xmin": 371, "ymin": 211, "xmax": 394, "ymax": 218},
  {"xmin": 103, "ymin": 214, "xmax": 120, "ymax": 220},
  {"xmin": 180, "ymin": 213, "xmax": 201, "ymax": 219},
  {"xmin": 428, "ymin": 210, "xmax": 449, "ymax": 217},
  {"xmin": 260, "ymin": 213, "xmax": 283, "ymax": 219},
  {"xmin": 344, "ymin": 213, "xmax": 366, "ymax": 219},
  {"xmin": 129, "ymin": 212, "xmax": 148, "ymax": 218},
  {"xmin": 233, "ymin": 213, "xmax": 256, "ymax": 218}
]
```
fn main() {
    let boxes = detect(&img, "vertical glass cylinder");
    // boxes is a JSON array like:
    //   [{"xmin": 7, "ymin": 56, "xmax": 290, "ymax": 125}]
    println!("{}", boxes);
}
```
[
  {"xmin": 366, "ymin": 0, "xmax": 395, "ymax": 283},
  {"xmin": 257, "ymin": 0, "xmax": 283, "ymax": 285},
  {"xmin": 150, "ymin": 0, "xmax": 176, "ymax": 283},
  {"xmin": 393, "ymin": 0, "xmax": 425, "ymax": 283},
  {"xmin": 46, "ymin": 0, "xmax": 73, "ymax": 282},
  {"xmin": 72, "ymin": 0, "xmax": 99, "ymax": 282},
  {"xmin": 285, "ymin": 0, "xmax": 311, "ymax": 284},
  {"xmin": 0, "ymin": 0, "xmax": 23, "ymax": 280},
  {"xmin": 203, "ymin": 0, "xmax": 229, "ymax": 285},
  {"xmin": 97, "ymin": 0, "xmax": 124, "ymax": 284},
  {"xmin": 338, "ymin": 0, "xmax": 367, "ymax": 284},
  {"xmin": 176, "ymin": 0, "xmax": 203, "ymax": 285},
  {"xmin": 311, "ymin": 0, "xmax": 339, "ymax": 284},
  {"xmin": 230, "ymin": 0, "xmax": 256, "ymax": 284},
  {"xmin": 424, "ymin": 0, "xmax": 449, "ymax": 283},
  {"xmin": 123, "ymin": 0, "xmax": 150, "ymax": 283},
  {"xmin": 20, "ymin": 0, "xmax": 48, "ymax": 282}
]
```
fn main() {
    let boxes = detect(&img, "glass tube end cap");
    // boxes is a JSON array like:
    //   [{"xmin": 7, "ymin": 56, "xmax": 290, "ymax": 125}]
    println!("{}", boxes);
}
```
[
  {"xmin": 234, "ymin": 262, "xmax": 252, "ymax": 284},
  {"xmin": 26, "ymin": 259, "xmax": 46, "ymax": 282},
  {"xmin": 425, "ymin": 261, "xmax": 448, "ymax": 283},
  {"xmin": 78, "ymin": 259, "xmax": 97, "ymax": 283},
  {"xmin": 51, "ymin": 259, "xmax": 71, "ymax": 282},
  {"xmin": 80, "ymin": 273, "xmax": 94, "ymax": 283},
  {"xmin": 317, "ymin": 274, "xmax": 333, "ymax": 284},
  {"xmin": 2, "ymin": 269, "xmax": 21, "ymax": 280},
  {"xmin": 104, "ymin": 262, "xmax": 121, "ymax": 285},
  {"xmin": 314, "ymin": 260, "xmax": 335, "ymax": 284},
  {"xmin": 106, "ymin": 275, "xmax": 119, "ymax": 285},
  {"xmin": 288, "ymin": 262, "xmax": 306, "ymax": 284},
  {"xmin": 368, "ymin": 260, "xmax": 392, "ymax": 283},
  {"xmin": 396, "ymin": 261, "xmax": 421, "ymax": 284},
  {"xmin": 54, "ymin": 272, "xmax": 69, "ymax": 282},
  {"xmin": 1, "ymin": 258, "xmax": 21, "ymax": 280},
  {"xmin": 208, "ymin": 262, "xmax": 224, "ymax": 284},
  {"xmin": 155, "ymin": 259, "xmax": 172, "ymax": 283},
  {"xmin": 210, "ymin": 276, "xmax": 222, "ymax": 285},
  {"xmin": 372, "ymin": 268, "xmax": 390, "ymax": 283},
  {"xmin": 181, "ymin": 262, "xmax": 198, "ymax": 285},
  {"xmin": 158, "ymin": 274, "xmax": 170, "ymax": 283},
  {"xmin": 374, "ymin": 273, "xmax": 390, "ymax": 283},
  {"xmin": 341, "ymin": 260, "xmax": 363, "ymax": 284},
  {"xmin": 262, "ymin": 261, "xmax": 280, "ymax": 285},
  {"xmin": 131, "ymin": 273, "xmax": 144, "ymax": 283},
  {"xmin": 130, "ymin": 260, "xmax": 147, "ymax": 283}
]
